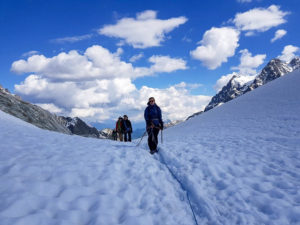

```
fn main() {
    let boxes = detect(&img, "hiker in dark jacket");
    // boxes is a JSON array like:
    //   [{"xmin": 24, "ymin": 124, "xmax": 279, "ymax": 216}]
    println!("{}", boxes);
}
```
[
  {"xmin": 144, "ymin": 97, "xmax": 163, "ymax": 154},
  {"xmin": 122, "ymin": 115, "xmax": 132, "ymax": 142},
  {"xmin": 115, "ymin": 116, "xmax": 124, "ymax": 141}
]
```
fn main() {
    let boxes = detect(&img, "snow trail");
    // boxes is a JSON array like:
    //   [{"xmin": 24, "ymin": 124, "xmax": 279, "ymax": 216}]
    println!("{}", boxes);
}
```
[{"xmin": 155, "ymin": 149, "xmax": 199, "ymax": 225}]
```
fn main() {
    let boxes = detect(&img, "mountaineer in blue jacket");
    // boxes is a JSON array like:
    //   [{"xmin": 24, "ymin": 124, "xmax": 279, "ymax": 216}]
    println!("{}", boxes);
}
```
[{"xmin": 144, "ymin": 97, "xmax": 164, "ymax": 154}]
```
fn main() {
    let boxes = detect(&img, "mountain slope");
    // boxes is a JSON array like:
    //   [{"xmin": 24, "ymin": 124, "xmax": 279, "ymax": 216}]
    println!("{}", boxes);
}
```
[
  {"xmin": 0, "ymin": 85, "xmax": 108, "ymax": 138},
  {"xmin": 0, "ymin": 85, "xmax": 70, "ymax": 134}
]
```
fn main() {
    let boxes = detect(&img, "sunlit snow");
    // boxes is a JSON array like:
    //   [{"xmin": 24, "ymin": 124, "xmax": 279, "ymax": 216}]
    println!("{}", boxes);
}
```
[{"xmin": 1, "ymin": 69, "xmax": 300, "ymax": 225}]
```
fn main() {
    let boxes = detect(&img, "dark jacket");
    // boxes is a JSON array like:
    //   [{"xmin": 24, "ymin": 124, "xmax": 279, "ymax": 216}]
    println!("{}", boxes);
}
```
[
  {"xmin": 123, "ymin": 120, "xmax": 132, "ymax": 133},
  {"xmin": 144, "ymin": 103, "xmax": 163, "ymax": 127}
]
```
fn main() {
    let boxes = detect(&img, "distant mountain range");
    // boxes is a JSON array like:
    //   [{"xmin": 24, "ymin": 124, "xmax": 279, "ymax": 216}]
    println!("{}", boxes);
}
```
[{"xmin": 188, "ymin": 57, "xmax": 300, "ymax": 120}]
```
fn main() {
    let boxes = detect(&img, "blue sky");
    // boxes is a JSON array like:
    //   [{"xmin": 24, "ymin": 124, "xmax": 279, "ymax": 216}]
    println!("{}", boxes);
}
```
[{"xmin": 0, "ymin": 0, "xmax": 299, "ymax": 129}]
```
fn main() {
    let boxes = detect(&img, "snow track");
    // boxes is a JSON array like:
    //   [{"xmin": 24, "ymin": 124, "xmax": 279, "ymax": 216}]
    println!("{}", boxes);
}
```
[{"xmin": 153, "ymin": 148, "xmax": 199, "ymax": 225}]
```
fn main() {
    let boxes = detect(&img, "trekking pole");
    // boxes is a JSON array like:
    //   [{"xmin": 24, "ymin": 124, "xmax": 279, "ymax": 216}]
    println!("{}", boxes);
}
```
[
  {"xmin": 161, "ymin": 129, "xmax": 163, "ymax": 144},
  {"xmin": 136, "ymin": 131, "xmax": 147, "ymax": 147}
]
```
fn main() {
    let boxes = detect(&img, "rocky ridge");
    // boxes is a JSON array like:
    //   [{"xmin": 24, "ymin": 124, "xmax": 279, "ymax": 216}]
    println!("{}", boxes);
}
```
[
  {"xmin": 203, "ymin": 57, "xmax": 300, "ymax": 113},
  {"xmin": 0, "ymin": 85, "xmax": 71, "ymax": 134},
  {"xmin": 0, "ymin": 85, "xmax": 109, "ymax": 138}
]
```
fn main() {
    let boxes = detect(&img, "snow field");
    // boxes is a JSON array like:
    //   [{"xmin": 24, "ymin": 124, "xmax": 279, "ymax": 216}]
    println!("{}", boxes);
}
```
[
  {"xmin": 0, "ymin": 111, "xmax": 195, "ymax": 225},
  {"xmin": 0, "ymin": 69, "xmax": 300, "ymax": 225},
  {"xmin": 159, "ymin": 70, "xmax": 300, "ymax": 224}
]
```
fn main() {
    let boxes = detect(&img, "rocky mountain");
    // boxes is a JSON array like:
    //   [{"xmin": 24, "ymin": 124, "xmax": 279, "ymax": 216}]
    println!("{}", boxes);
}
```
[
  {"xmin": 0, "ymin": 85, "xmax": 71, "ymax": 134},
  {"xmin": 289, "ymin": 57, "xmax": 300, "ymax": 70},
  {"xmin": 0, "ymin": 84, "xmax": 109, "ymax": 139},
  {"xmin": 204, "ymin": 75, "xmax": 254, "ymax": 112},
  {"xmin": 60, "ymin": 116, "xmax": 103, "ymax": 138},
  {"xmin": 245, "ymin": 58, "xmax": 293, "ymax": 92},
  {"xmin": 204, "ymin": 57, "xmax": 300, "ymax": 113}
]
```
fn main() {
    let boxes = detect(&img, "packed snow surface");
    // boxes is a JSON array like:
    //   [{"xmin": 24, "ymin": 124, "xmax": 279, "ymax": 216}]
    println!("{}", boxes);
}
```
[{"xmin": 1, "ymin": 70, "xmax": 300, "ymax": 225}]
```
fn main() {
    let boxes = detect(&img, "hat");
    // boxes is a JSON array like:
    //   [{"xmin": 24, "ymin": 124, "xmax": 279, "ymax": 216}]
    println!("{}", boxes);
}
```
[
  {"xmin": 118, "ymin": 116, "xmax": 122, "ymax": 119},
  {"xmin": 123, "ymin": 115, "xmax": 128, "ymax": 118}
]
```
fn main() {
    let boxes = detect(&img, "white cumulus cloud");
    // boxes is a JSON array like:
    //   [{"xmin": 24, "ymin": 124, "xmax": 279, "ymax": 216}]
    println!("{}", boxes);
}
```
[
  {"xmin": 231, "ymin": 49, "xmax": 266, "ymax": 75},
  {"xmin": 11, "ymin": 45, "xmax": 187, "ymax": 81},
  {"xmin": 99, "ymin": 10, "xmax": 188, "ymax": 48},
  {"xmin": 233, "ymin": 5, "xmax": 289, "ymax": 34},
  {"xmin": 190, "ymin": 27, "xmax": 240, "ymax": 69},
  {"xmin": 14, "ymin": 76, "xmax": 210, "ymax": 123},
  {"xmin": 278, "ymin": 45, "xmax": 299, "ymax": 62},
  {"xmin": 271, "ymin": 29, "xmax": 287, "ymax": 43},
  {"xmin": 148, "ymin": 55, "xmax": 187, "ymax": 73},
  {"xmin": 11, "ymin": 46, "xmax": 205, "ymax": 124}
]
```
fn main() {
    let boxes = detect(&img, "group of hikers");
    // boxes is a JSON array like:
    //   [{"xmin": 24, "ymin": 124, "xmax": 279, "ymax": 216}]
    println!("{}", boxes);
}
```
[
  {"xmin": 112, "ymin": 115, "xmax": 133, "ymax": 142},
  {"xmin": 112, "ymin": 97, "xmax": 164, "ymax": 154}
]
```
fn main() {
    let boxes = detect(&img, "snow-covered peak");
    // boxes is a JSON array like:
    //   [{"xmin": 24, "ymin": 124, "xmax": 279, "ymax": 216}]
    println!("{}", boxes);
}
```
[
  {"xmin": 230, "ymin": 74, "xmax": 256, "ymax": 87},
  {"xmin": 204, "ymin": 57, "xmax": 297, "ymax": 113},
  {"xmin": 204, "ymin": 74, "xmax": 254, "ymax": 112},
  {"xmin": 61, "ymin": 116, "xmax": 101, "ymax": 138},
  {"xmin": 247, "ymin": 58, "xmax": 292, "ymax": 91},
  {"xmin": 289, "ymin": 56, "xmax": 300, "ymax": 70}
]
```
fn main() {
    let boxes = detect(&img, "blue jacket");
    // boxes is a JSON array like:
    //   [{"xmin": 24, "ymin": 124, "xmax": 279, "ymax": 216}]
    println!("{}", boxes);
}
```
[{"xmin": 144, "ymin": 103, "xmax": 163, "ymax": 127}]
